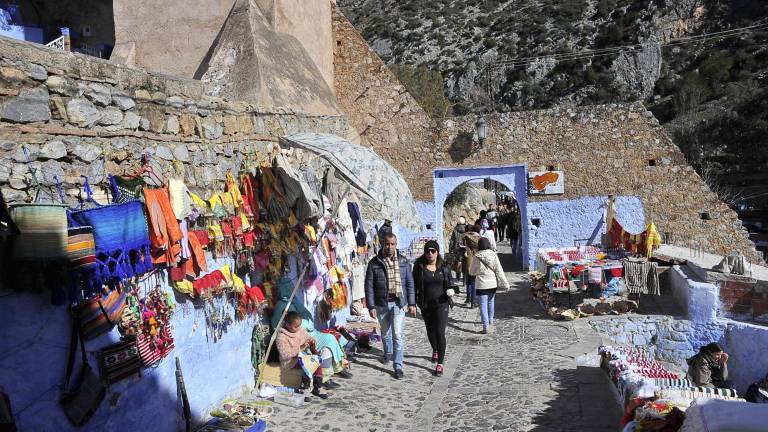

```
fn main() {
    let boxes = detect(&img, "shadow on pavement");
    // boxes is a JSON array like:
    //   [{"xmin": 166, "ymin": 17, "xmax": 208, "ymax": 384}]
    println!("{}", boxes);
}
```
[{"xmin": 528, "ymin": 366, "xmax": 622, "ymax": 432}]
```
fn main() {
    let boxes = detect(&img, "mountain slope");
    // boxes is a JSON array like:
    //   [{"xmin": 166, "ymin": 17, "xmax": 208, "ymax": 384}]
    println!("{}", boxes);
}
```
[{"xmin": 337, "ymin": 0, "xmax": 768, "ymax": 207}]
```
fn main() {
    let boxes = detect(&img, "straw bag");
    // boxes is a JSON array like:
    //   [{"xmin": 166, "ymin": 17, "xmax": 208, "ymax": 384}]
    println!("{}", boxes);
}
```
[{"xmin": 9, "ymin": 203, "xmax": 68, "ymax": 261}]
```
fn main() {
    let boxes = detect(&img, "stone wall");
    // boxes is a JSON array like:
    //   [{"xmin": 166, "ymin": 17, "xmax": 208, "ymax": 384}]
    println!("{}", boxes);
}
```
[
  {"xmin": 0, "ymin": 36, "xmax": 350, "ymax": 203},
  {"xmin": 708, "ymin": 273, "xmax": 768, "ymax": 324},
  {"xmin": 331, "ymin": 3, "xmax": 434, "ymax": 155}
]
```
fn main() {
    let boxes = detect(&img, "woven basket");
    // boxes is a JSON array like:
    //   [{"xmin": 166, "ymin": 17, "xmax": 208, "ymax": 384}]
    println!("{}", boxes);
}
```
[{"xmin": 9, "ymin": 203, "xmax": 68, "ymax": 261}]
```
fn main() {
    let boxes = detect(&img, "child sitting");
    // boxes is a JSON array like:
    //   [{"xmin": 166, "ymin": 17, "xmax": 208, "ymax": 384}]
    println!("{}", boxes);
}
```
[{"xmin": 275, "ymin": 311, "xmax": 329, "ymax": 399}]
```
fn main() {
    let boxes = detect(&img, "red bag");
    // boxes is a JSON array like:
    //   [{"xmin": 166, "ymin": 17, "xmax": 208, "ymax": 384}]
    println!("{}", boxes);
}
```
[{"xmin": 136, "ymin": 323, "xmax": 174, "ymax": 367}]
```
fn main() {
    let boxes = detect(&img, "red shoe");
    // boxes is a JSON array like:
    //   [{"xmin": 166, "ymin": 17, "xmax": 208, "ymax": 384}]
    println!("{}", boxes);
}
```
[
  {"xmin": 435, "ymin": 364, "xmax": 444, "ymax": 377},
  {"xmin": 431, "ymin": 351, "xmax": 438, "ymax": 363}
]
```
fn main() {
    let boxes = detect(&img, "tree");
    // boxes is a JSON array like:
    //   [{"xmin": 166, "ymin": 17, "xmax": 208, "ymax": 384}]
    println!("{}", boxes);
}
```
[{"xmin": 390, "ymin": 64, "xmax": 453, "ymax": 119}]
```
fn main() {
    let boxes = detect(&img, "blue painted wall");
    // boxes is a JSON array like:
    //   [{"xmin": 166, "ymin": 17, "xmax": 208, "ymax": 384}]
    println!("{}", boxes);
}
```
[
  {"xmin": 432, "ymin": 164, "xmax": 529, "ymax": 268},
  {"xmin": 527, "ymin": 195, "xmax": 645, "ymax": 268},
  {"xmin": 0, "ymin": 257, "xmax": 256, "ymax": 431}
]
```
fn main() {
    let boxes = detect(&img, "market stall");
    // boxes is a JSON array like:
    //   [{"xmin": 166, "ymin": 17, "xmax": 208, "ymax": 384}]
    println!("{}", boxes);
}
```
[{"xmin": 599, "ymin": 345, "xmax": 747, "ymax": 431}]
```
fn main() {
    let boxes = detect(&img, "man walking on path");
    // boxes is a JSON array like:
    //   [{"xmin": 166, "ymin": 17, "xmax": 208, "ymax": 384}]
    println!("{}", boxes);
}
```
[{"xmin": 365, "ymin": 232, "xmax": 416, "ymax": 379}]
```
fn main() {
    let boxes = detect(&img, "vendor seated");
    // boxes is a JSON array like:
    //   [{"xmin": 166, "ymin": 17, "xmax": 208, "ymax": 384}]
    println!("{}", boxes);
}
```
[
  {"xmin": 686, "ymin": 342, "xmax": 730, "ymax": 388},
  {"xmin": 275, "ymin": 311, "xmax": 331, "ymax": 399}
]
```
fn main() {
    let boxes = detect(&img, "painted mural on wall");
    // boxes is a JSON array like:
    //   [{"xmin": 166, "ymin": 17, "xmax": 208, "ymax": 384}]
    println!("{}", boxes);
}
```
[{"xmin": 528, "ymin": 171, "xmax": 565, "ymax": 195}]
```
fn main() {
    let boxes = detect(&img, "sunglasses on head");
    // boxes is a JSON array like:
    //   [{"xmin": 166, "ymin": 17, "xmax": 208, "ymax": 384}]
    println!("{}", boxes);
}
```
[{"xmin": 426, "ymin": 248, "xmax": 438, "ymax": 254}]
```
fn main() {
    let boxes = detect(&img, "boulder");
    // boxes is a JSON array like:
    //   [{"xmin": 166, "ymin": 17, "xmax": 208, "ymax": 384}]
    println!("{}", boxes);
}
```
[
  {"xmin": 98, "ymin": 107, "xmax": 124, "ymax": 126},
  {"xmin": 2, "ymin": 87, "xmax": 51, "ymax": 123},
  {"xmin": 67, "ymin": 98, "xmax": 101, "ymax": 127},
  {"xmin": 85, "ymin": 83, "xmax": 112, "ymax": 107},
  {"xmin": 40, "ymin": 141, "xmax": 67, "ymax": 160}
]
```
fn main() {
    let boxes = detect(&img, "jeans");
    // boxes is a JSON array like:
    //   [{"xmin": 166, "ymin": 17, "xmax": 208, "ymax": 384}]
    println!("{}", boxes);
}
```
[
  {"xmin": 376, "ymin": 301, "xmax": 406, "ymax": 371},
  {"xmin": 466, "ymin": 275, "xmax": 476, "ymax": 303},
  {"xmin": 422, "ymin": 302, "xmax": 449, "ymax": 364},
  {"xmin": 478, "ymin": 291, "xmax": 496, "ymax": 327}
]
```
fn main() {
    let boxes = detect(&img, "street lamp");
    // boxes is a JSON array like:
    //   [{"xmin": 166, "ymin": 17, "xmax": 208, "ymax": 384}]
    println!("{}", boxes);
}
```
[{"xmin": 475, "ymin": 115, "xmax": 487, "ymax": 145}]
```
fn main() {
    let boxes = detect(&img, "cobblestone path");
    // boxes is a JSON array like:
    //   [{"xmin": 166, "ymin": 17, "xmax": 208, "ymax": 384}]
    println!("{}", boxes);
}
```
[{"xmin": 265, "ymin": 244, "xmax": 621, "ymax": 432}]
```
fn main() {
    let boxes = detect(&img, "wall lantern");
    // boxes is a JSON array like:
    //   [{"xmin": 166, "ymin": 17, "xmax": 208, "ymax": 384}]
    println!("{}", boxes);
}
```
[{"xmin": 475, "ymin": 115, "xmax": 487, "ymax": 145}]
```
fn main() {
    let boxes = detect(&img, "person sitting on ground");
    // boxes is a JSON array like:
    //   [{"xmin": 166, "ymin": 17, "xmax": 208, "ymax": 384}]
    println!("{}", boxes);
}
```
[
  {"xmin": 275, "ymin": 311, "xmax": 330, "ymax": 399},
  {"xmin": 686, "ymin": 342, "xmax": 730, "ymax": 388},
  {"xmin": 300, "ymin": 318, "xmax": 353, "ymax": 385}
]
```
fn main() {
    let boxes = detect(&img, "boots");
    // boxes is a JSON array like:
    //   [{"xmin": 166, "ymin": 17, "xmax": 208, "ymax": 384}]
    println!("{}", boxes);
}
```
[{"xmin": 311, "ymin": 376, "xmax": 329, "ymax": 399}]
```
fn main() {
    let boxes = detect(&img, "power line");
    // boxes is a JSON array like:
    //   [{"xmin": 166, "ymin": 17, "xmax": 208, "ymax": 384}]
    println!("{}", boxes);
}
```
[{"xmin": 487, "ymin": 21, "xmax": 768, "ymax": 69}]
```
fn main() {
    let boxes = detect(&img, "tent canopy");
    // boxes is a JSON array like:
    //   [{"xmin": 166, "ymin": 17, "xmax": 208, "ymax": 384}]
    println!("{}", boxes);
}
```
[{"xmin": 279, "ymin": 133, "xmax": 422, "ymax": 232}]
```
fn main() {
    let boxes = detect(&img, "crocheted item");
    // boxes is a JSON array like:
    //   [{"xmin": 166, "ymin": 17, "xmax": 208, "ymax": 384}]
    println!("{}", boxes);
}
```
[{"xmin": 68, "ymin": 200, "xmax": 153, "ymax": 286}]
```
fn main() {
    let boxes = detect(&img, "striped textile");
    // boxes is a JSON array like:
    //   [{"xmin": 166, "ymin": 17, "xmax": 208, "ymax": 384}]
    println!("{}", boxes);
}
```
[
  {"xmin": 137, "ymin": 323, "xmax": 175, "ymax": 367},
  {"xmin": 654, "ymin": 378, "xmax": 693, "ymax": 388},
  {"xmin": 67, "ymin": 226, "xmax": 96, "ymax": 269},
  {"xmin": 76, "ymin": 289, "xmax": 127, "ymax": 340},
  {"xmin": 9, "ymin": 203, "xmax": 68, "ymax": 261},
  {"xmin": 100, "ymin": 337, "xmax": 141, "ymax": 384}
]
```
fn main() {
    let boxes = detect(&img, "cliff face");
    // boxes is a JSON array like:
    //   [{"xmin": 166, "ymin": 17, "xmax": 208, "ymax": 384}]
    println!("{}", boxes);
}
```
[{"xmin": 337, "ymin": 0, "xmax": 768, "ymax": 206}]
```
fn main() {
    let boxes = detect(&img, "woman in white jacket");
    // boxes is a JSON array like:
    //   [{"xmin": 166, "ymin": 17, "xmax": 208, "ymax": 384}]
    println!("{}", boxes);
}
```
[{"xmin": 468, "ymin": 237, "xmax": 509, "ymax": 334}]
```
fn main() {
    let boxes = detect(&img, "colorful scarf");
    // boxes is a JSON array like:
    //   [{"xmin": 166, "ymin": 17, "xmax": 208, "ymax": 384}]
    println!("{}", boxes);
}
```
[
  {"xmin": 143, "ymin": 188, "xmax": 182, "ymax": 265},
  {"xmin": 68, "ymin": 200, "xmax": 153, "ymax": 286}
]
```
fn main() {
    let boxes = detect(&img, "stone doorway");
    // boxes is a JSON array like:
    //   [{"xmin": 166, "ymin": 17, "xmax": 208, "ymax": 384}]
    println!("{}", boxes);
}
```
[{"xmin": 433, "ymin": 164, "xmax": 529, "ymax": 269}]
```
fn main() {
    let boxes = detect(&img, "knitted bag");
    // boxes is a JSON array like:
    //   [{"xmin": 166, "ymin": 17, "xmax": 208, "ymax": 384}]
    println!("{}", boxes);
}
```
[
  {"xmin": 9, "ymin": 203, "xmax": 68, "ymax": 261},
  {"xmin": 75, "ymin": 288, "xmax": 127, "ymax": 340},
  {"xmin": 68, "ymin": 201, "xmax": 153, "ymax": 287},
  {"xmin": 99, "ymin": 337, "xmax": 141, "ymax": 385}
]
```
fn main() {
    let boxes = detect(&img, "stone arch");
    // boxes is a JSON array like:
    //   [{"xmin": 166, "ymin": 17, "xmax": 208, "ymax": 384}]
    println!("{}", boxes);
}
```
[{"xmin": 433, "ymin": 164, "xmax": 529, "ymax": 269}]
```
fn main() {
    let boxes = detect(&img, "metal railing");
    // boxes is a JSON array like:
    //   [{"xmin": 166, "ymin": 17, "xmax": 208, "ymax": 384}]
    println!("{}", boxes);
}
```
[{"xmin": 45, "ymin": 36, "xmax": 65, "ymax": 51}]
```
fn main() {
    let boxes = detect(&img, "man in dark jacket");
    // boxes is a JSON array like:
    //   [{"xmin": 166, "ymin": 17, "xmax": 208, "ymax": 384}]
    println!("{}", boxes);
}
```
[{"xmin": 365, "ymin": 232, "xmax": 416, "ymax": 379}]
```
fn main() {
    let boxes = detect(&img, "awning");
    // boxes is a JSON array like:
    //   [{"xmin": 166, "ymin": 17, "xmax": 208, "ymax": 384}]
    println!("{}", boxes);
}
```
[{"xmin": 279, "ymin": 133, "xmax": 422, "ymax": 232}]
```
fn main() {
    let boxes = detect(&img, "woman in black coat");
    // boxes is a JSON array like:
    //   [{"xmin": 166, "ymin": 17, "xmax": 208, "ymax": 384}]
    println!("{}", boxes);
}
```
[{"xmin": 413, "ymin": 240, "xmax": 455, "ymax": 377}]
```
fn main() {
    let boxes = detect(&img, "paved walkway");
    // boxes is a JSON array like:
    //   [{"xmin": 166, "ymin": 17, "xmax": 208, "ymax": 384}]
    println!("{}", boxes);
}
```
[{"xmin": 265, "ymin": 243, "xmax": 621, "ymax": 432}]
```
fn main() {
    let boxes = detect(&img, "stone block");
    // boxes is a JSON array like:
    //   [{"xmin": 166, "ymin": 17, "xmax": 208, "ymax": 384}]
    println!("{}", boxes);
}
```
[
  {"xmin": 168, "ymin": 96, "xmax": 184, "ymax": 108},
  {"xmin": 0, "ymin": 66, "xmax": 28, "ymax": 86},
  {"xmin": 2, "ymin": 87, "xmax": 51, "ymax": 123},
  {"xmin": 28, "ymin": 64, "xmax": 47, "ymax": 81},
  {"xmin": 223, "ymin": 115, "xmax": 239, "ymax": 135},
  {"xmin": 49, "ymin": 95, "xmax": 68, "ymax": 122},
  {"xmin": 121, "ymin": 111, "xmax": 141, "ymax": 130},
  {"xmin": 165, "ymin": 115, "xmax": 180, "ymax": 134},
  {"xmin": 142, "ymin": 107, "xmax": 166, "ymax": 133},
  {"xmin": 201, "ymin": 117, "xmax": 223, "ymax": 139},
  {"xmin": 151, "ymin": 92, "xmax": 167, "ymax": 104},
  {"xmin": 67, "ymin": 98, "xmax": 100, "ymax": 127},
  {"xmin": 134, "ymin": 89, "xmax": 151, "ymax": 101},
  {"xmin": 238, "ymin": 115, "xmax": 254, "ymax": 134},
  {"xmin": 98, "ymin": 107, "xmax": 124, "ymax": 126},
  {"xmin": 155, "ymin": 145, "xmax": 174, "ymax": 161},
  {"xmin": 72, "ymin": 143, "xmax": 102, "ymax": 162},
  {"xmin": 45, "ymin": 75, "xmax": 75, "ymax": 96},
  {"xmin": 111, "ymin": 91, "xmax": 136, "ymax": 111},
  {"xmin": 172, "ymin": 145, "xmax": 190, "ymax": 162},
  {"xmin": 39, "ymin": 160, "xmax": 64, "ymax": 186},
  {"xmin": 41, "ymin": 141, "xmax": 67, "ymax": 160},
  {"xmin": 85, "ymin": 83, "xmax": 112, "ymax": 107},
  {"xmin": 12, "ymin": 144, "xmax": 39, "ymax": 162},
  {"xmin": 178, "ymin": 114, "xmax": 196, "ymax": 136}
]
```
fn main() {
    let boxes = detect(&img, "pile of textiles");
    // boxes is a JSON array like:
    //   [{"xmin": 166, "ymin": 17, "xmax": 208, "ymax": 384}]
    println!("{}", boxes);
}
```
[
  {"xmin": 622, "ymin": 399, "xmax": 685, "ymax": 432},
  {"xmin": 600, "ymin": 346, "xmax": 680, "ymax": 405}
]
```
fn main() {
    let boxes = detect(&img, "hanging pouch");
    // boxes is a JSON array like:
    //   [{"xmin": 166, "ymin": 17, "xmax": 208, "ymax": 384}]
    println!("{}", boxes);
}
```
[
  {"xmin": 75, "ymin": 288, "xmax": 127, "ymax": 340},
  {"xmin": 60, "ymin": 318, "xmax": 106, "ymax": 426}
]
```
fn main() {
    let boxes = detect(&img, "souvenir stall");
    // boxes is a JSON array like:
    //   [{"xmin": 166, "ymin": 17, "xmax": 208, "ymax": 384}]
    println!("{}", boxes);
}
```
[
  {"xmin": 599, "ymin": 346, "xmax": 747, "ymax": 432},
  {"xmin": 530, "ymin": 198, "xmax": 663, "ymax": 321}
]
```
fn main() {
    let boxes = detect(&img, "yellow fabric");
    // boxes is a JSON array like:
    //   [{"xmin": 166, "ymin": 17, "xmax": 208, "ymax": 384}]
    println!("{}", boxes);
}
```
[
  {"xmin": 190, "ymin": 192, "xmax": 208, "ymax": 209},
  {"xmin": 305, "ymin": 225, "xmax": 317, "ymax": 243},
  {"xmin": 175, "ymin": 280, "xmax": 194, "ymax": 295},
  {"xmin": 240, "ymin": 213, "xmax": 251, "ymax": 232},
  {"xmin": 288, "ymin": 212, "xmax": 298, "ymax": 227},
  {"xmin": 208, "ymin": 224, "xmax": 224, "ymax": 241},
  {"xmin": 645, "ymin": 222, "xmax": 662, "ymax": 258},
  {"xmin": 226, "ymin": 171, "xmax": 244, "ymax": 208},
  {"xmin": 231, "ymin": 272, "xmax": 246, "ymax": 293}
]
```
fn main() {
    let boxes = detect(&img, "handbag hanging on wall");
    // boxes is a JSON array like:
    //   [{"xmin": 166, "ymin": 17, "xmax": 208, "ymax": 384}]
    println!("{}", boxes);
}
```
[
  {"xmin": 74, "ymin": 288, "xmax": 127, "ymax": 340},
  {"xmin": 60, "ymin": 318, "xmax": 106, "ymax": 427},
  {"xmin": 99, "ymin": 337, "xmax": 141, "ymax": 385}
]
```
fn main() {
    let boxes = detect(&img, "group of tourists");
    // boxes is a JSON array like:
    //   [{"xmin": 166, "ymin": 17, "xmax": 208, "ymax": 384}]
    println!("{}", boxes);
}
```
[{"xmin": 273, "ymin": 204, "xmax": 514, "ymax": 396}]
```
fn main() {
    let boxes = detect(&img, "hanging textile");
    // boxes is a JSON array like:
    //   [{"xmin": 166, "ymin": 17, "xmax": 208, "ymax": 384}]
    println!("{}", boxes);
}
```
[
  {"xmin": 8, "ymin": 203, "xmax": 68, "ymax": 261},
  {"xmin": 168, "ymin": 178, "xmax": 192, "ymax": 220},
  {"xmin": 143, "ymin": 188, "xmax": 183, "ymax": 265},
  {"xmin": 347, "ymin": 201, "xmax": 367, "ymax": 247},
  {"xmin": 68, "ymin": 201, "xmax": 153, "ymax": 286},
  {"xmin": 110, "ymin": 175, "xmax": 145, "ymax": 204},
  {"xmin": 623, "ymin": 260, "xmax": 660, "ymax": 295}
]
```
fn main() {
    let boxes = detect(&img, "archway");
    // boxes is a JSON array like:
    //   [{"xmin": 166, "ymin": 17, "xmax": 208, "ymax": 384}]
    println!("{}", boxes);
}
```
[{"xmin": 434, "ymin": 164, "xmax": 529, "ymax": 269}]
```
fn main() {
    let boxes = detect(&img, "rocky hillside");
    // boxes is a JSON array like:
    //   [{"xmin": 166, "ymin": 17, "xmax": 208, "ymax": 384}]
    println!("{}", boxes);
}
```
[{"xmin": 337, "ymin": 0, "xmax": 768, "ymax": 206}]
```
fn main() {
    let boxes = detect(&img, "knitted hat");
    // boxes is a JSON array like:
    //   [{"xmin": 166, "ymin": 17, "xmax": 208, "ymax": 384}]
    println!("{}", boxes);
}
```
[{"xmin": 424, "ymin": 240, "xmax": 439, "ymax": 252}]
